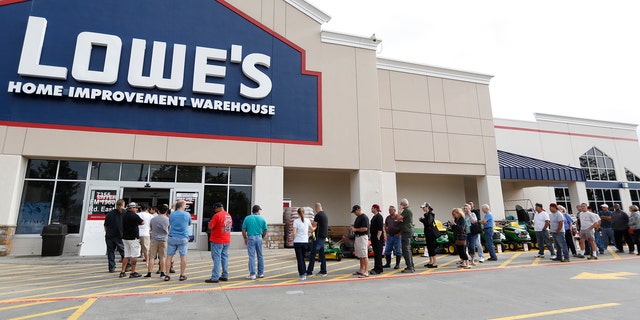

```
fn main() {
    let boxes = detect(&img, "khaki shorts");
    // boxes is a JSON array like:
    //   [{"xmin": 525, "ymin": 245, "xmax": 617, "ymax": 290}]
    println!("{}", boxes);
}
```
[
  {"xmin": 139, "ymin": 236, "xmax": 150, "ymax": 255},
  {"xmin": 354, "ymin": 235, "xmax": 369, "ymax": 258},
  {"xmin": 579, "ymin": 229, "xmax": 595, "ymax": 241},
  {"xmin": 149, "ymin": 240, "xmax": 167, "ymax": 260}
]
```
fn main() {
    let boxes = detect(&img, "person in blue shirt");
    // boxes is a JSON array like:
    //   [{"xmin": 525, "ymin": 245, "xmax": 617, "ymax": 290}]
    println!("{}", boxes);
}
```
[
  {"xmin": 242, "ymin": 205, "xmax": 268, "ymax": 280},
  {"xmin": 165, "ymin": 200, "xmax": 191, "ymax": 282},
  {"xmin": 481, "ymin": 204, "xmax": 498, "ymax": 261}
]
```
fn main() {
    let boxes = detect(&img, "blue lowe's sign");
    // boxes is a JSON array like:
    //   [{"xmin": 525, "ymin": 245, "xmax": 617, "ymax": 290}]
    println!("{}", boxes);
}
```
[{"xmin": 0, "ymin": 0, "xmax": 321, "ymax": 144}]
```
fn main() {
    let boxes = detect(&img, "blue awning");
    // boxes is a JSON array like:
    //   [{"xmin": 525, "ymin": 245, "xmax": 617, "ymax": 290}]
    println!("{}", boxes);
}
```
[{"xmin": 498, "ymin": 150, "xmax": 586, "ymax": 181}]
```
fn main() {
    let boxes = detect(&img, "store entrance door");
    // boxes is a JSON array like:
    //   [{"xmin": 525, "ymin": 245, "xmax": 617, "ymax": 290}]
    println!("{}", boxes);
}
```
[{"xmin": 122, "ymin": 188, "xmax": 171, "ymax": 209}]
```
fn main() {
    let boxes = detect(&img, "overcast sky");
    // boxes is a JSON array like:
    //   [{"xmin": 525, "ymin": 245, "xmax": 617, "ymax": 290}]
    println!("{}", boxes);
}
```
[{"xmin": 307, "ymin": 0, "xmax": 640, "ymax": 138}]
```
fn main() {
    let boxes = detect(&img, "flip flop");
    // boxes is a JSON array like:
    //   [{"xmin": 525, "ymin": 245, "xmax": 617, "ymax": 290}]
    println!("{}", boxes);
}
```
[
  {"xmin": 352, "ymin": 271, "xmax": 363, "ymax": 276},
  {"xmin": 358, "ymin": 273, "xmax": 369, "ymax": 278},
  {"xmin": 164, "ymin": 275, "xmax": 170, "ymax": 281},
  {"xmin": 179, "ymin": 275, "xmax": 187, "ymax": 281}
]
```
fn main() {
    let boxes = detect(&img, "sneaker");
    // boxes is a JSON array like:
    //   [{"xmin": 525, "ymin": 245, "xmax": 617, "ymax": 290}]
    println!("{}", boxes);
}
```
[
  {"xmin": 575, "ymin": 253, "xmax": 585, "ymax": 258},
  {"xmin": 119, "ymin": 272, "xmax": 126, "ymax": 278},
  {"xmin": 129, "ymin": 272, "xmax": 141, "ymax": 278},
  {"xmin": 587, "ymin": 255, "xmax": 598, "ymax": 260},
  {"xmin": 245, "ymin": 275, "xmax": 256, "ymax": 280},
  {"xmin": 159, "ymin": 272, "xmax": 166, "ymax": 278},
  {"xmin": 561, "ymin": 259, "xmax": 570, "ymax": 263},
  {"xmin": 108, "ymin": 269, "xmax": 115, "ymax": 273},
  {"xmin": 487, "ymin": 257, "xmax": 498, "ymax": 261},
  {"xmin": 400, "ymin": 268, "xmax": 415, "ymax": 273},
  {"xmin": 204, "ymin": 279, "xmax": 219, "ymax": 283},
  {"xmin": 369, "ymin": 270, "xmax": 379, "ymax": 275},
  {"xmin": 535, "ymin": 255, "xmax": 544, "ymax": 258},
  {"xmin": 144, "ymin": 272, "xmax": 152, "ymax": 278},
  {"xmin": 315, "ymin": 272, "xmax": 328, "ymax": 277},
  {"xmin": 550, "ymin": 255, "xmax": 557, "ymax": 260},
  {"xmin": 393, "ymin": 265, "xmax": 400, "ymax": 270},
  {"xmin": 478, "ymin": 257, "xmax": 485, "ymax": 263},
  {"xmin": 470, "ymin": 261, "xmax": 476, "ymax": 266},
  {"xmin": 463, "ymin": 266, "xmax": 471, "ymax": 269},
  {"xmin": 219, "ymin": 277, "xmax": 228, "ymax": 282},
  {"xmin": 427, "ymin": 264, "xmax": 438, "ymax": 268},
  {"xmin": 258, "ymin": 274, "xmax": 264, "ymax": 278},
  {"xmin": 550, "ymin": 258, "xmax": 562, "ymax": 261},
  {"xmin": 299, "ymin": 276, "xmax": 306, "ymax": 281}
]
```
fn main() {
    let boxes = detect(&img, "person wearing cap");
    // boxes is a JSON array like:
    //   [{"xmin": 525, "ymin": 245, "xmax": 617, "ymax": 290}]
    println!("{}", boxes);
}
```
[
  {"xmin": 549, "ymin": 203, "xmax": 569, "ymax": 262},
  {"xmin": 120, "ymin": 202, "xmax": 144, "ymax": 278},
  {"xmin": 205, "ymin": 202, "xmax": 233, "ymax": 283},
  {"xmin": 369, "ymin": 204, "xmax": 384, "ymax": 275},
  {"xmin": 396, "ymin": 198, "xmax": 415, "ymax": 273},
  {"xmin": 242, "ymin": 205, "xmax": 268, "ymax": 280},
  {"xmin": 595, "ymin": 204, "xmax": 612, "ymax": 254},
  {"xmin": 306, "ymin": 203, "xmax": 329, "ymax": 277},
  {"xmin": 576, "ymin": 203, "xmax": 599, "ymax": 259},
  {"xmin": 104, "ymin": 199, "xmax": 126, "ymax": 273},
  {"xmin": 419, "ymin": 202, "xmax": 438, "ymax": 268},
  {"xmin": 164, "ymin": 200, "xmax": 191, "ymax": 281},
  {"xmin": 383, "ymin": 205, "xmax": 402, "ymax": 269},
  {"xmin": 350, "ymin": 205, "xmax": 370, "ymax": 278}
]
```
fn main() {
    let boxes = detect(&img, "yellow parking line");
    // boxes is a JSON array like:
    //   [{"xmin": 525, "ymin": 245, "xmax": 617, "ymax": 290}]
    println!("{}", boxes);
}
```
[
  {"xmin": 8, "ymin": 305, "xmax": 78, "ymax": 320},
  {"xmin": 0, "ymin": 301, "xmax": 53, "ymax": 311},
  {"xmin": 500, "ymin": 252, "xmax": 522, "ymax": 268},
  {"xmin": 609, "ymin": 249, "xmax": 620, "ymax": 259},
  {"xmin": 489, "ymin": 302, "xmax": 620, "ymax": 320},
  {"xmin": 68, "ymin": 298, "xmax": 96, "ymax": 320}
]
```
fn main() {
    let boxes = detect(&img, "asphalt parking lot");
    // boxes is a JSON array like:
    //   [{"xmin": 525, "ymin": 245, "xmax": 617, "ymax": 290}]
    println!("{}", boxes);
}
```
[{"xmin": 1, "ymin": 247, "xmax": 638, "ymax": 319}]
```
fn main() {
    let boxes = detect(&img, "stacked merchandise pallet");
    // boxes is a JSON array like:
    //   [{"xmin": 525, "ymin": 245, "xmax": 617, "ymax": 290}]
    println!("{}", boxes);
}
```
[{"xmin": 284, "ymin": 207, "xmax": 315, "ymax": 247}]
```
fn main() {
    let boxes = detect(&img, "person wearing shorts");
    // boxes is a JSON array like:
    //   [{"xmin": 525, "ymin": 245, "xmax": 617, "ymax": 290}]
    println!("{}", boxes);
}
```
[
  {"xmin": 164, "ymin": 200, "xmax": 191, "ymax": 281},
  {"xmin": 576, "ymin": 203, "xmax": 600, "ymax": 260},
  {"xmin": 120, "ymin": 202, "xmax": 144, "ymax": 278},
  {"xmin": 350, "ymin": 205, "xmax": 370, "ymax": 278},
  {"xmin": 145, "ymin": 205, "xmax": 169, "ymax": 278}
]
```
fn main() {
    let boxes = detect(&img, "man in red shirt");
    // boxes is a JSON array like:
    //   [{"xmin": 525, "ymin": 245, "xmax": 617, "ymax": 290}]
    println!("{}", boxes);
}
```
[{"xmin": 205, "ymin": 202, "xmax": 233, "ymax": 283}]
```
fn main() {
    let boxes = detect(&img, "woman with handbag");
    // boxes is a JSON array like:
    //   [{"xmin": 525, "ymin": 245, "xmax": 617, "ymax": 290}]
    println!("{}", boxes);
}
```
[
  {"xmin": 628, "ymin": 205, "xmax": 640, "ymax": 255},
  {"xmin": 450, "ymin": 207, "xmax": 470, "ymax": 269}
]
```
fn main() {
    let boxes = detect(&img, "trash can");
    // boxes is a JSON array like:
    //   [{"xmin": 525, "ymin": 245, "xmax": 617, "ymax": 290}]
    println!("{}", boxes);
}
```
[{"xmin": 41, "ymin": 224, "xmax": 68, "ymax": 256}]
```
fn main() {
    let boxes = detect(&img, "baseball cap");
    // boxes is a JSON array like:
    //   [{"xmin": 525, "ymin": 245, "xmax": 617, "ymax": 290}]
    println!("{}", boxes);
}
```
[
  {"xmin": 127, "ymin": 202, "xmax": 139, "ymax": 208},
  {"xmin": 252, "ymin": 205, "xmax": 262, "ymax": 212},
  {"xmin": 600, "ymin": 204, "xmax": 608, "ymax": 208},
  {"xmin": 351, "ymin": 205, "xmax": 361, "ymax": 213},
  {"xmin": 372, "ymin": 204, "xmax": 381, "ymax": 212},
  {"xmin": 420, "ymin": 202, "xmax": 431, "ymax": 208}
]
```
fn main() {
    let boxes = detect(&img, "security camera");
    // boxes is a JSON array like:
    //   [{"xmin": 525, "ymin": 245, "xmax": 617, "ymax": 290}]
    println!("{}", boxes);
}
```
[{"xmin": 371, "ymin": 33, "xmax": 377, "ymax": 42}]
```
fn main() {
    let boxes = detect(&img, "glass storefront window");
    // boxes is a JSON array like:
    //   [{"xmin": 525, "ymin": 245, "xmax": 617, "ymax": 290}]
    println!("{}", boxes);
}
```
[
  {"xmin": 26, "ymin": 159, "xmax": 58, "ymax": 179},
  {"xmin": 579, "ymin": 147, "xmax": 617, "ymax": 181},
  {"xmin": 205, "ymin": 167, "xmax": 228, "ymax": 184},
  {"xmin": 90, "ymin": 162, "xmax": 120, "ymax": 180},
  {"xmin": 58, "ymin": 161, "xmax": 89, "ymax": 180},
  {"xmin": 150, "ymin": 164, "xmax": 176, "ymax": 182},
  {"xmin": 177, "ymin": 166, "xmax": 202, "ymax": 183},
  {"xmin": 121, "ymin": 163, "xmax": 149, "ymax": 181},
  {"xmin": 229, "ymin": 186, "xmax": 251, "ymax": 232},
  {"xmin": 587, "ymin": 188, "xmax": 622, "ymax": 211},
  {"xmin": 51, "ymin": 181, "xmax": 86, "ymax": 233},
  {"xmin": 230, "ymin": 167, "xmax": 252, "ymax": 185},
  {"xmin": 16, "ymin": 181, "xmax": 55, "ymax": 234}
]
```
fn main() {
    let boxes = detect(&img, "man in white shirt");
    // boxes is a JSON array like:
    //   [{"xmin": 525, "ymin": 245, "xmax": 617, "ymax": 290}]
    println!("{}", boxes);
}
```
[
  {"xmin": 533, "ymin": 203, "xmax": 556, "ymax": 259},
  {"xmin": 576, "ymin": 203, "xmax": 600, "ymax": 260},
  {"xmin": 137, "ymin": 203, "xmax": 154, "ymax": 264}
]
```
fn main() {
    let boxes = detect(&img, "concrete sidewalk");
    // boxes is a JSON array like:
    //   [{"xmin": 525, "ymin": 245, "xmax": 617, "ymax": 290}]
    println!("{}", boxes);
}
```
[{"xmin": 0, "ymin": 248, "xmax": 292, "ymax": 265}]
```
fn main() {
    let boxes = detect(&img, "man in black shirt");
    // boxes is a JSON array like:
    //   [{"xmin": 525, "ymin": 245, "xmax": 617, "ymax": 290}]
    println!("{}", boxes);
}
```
[
  {"xmin": 369, "ymin": 204, "xmax": 384, "ymax": 275},
  {"xmin": 306, "ymin": 202, "xmax": 329, "ymax": 277},
  {"xmin": 120, "ymin": 202, "xmax": 144, "ymax": 278},
  {"xmin": 350, "ymin": 205, "xmax": 370, "ymax": 278},
  {"xmin": 104, "ymin": 199, "xmax": 126, "ymax": 273}
]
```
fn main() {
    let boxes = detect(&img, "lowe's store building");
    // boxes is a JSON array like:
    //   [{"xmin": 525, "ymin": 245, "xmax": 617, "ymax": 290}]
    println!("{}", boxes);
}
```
[{"xmin": 1, "ymin": 0, "xmax": 638, "ymax": 256}]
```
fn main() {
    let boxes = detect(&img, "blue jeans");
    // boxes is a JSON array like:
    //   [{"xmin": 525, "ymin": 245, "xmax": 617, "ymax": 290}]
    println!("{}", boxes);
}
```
[
  {"xmin": 306, "ymin": 237, "xmax": 327, "ymax": 275},
  {"xmin": 293, "ymin": 242, "xmax": 308, "ymax": 276},
  {"xmin": 594, "ymin": 230, "xmax": 605, "ymax": 252},
  {"xmin": 384, "ymin": 235, "xmax": 402, "ymax": 256},
  {"xmin": 210, "ymin": 242, "xmax": 229, "ymax": 280},
  {"xmin": 484, "ymin": 228, "xmax": 497, "ymax": 259},
  {"xmin": 551, "ymin": 231, "xmax": 569, "ymax": 261},
  {"xmin": 466, "ymin": 233, "xmax": 479, "ymax": 256},
  {"xmin": 536, "ymin": 230, "xmax": 555, "ymax": 256},
  {"xmin": 105, "ymin": 236, "xmax": 124, "ymax": 271},
  {"xmin": 247, "ymin": 235, "xmax": 264, "ymax": 276},
  {"xmin": 600, "ymin": 227, "xmax": 614, "ymax": 249}
]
